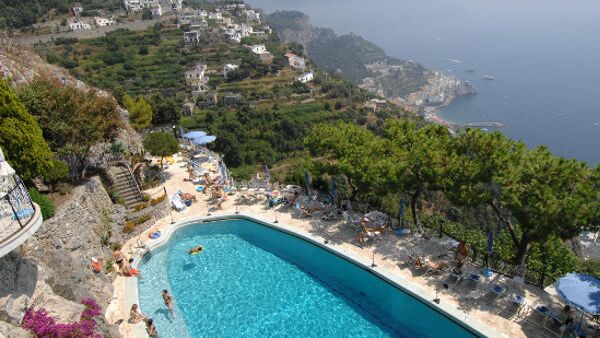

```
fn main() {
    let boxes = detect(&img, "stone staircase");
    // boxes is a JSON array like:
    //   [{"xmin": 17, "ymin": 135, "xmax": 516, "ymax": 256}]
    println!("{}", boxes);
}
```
[{"xmin": 113, "ymin": 166, "xmax": 143, "ymax": 209}]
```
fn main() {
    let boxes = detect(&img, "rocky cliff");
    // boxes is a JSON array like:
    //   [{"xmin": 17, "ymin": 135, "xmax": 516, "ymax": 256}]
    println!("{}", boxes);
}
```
[{"xmin": 0, "ymin": 177, "xmax": 126, "ymax": 337}]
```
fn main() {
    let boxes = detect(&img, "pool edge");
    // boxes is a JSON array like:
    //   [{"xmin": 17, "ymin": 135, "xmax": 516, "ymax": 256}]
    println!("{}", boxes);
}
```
[{"xmin": 128, "ymin": 212, "xmax": 501, "ymax": 338}]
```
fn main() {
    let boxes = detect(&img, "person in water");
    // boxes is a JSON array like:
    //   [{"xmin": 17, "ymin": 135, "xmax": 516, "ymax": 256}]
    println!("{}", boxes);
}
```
[
  {"xmin": 188, "ymin": 245, "xmax": 203, "ymax": 254},
  {"xmin": 162, "ymin": 289, "xmax": 175, "ymax": 320},
  {"xmin": 146, "ymin": 318, "xmax": 157, "ymax": 336}
]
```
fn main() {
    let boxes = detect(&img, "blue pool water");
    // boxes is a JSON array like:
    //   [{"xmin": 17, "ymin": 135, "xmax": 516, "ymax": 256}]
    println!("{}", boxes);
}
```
[{"xmin": 138, "ymin": 219, "xmax": 480, "ymax": 337}]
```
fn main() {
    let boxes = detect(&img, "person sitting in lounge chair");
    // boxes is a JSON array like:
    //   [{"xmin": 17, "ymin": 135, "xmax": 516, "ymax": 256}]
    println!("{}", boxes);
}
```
[
  {"xmin": 116, "ymin": 257, "xmax": 141, "ymax": 278},
  {"xmin": 203, "ymin": 173, "xmax": 214, "ymax": 187},
  {"xmin": 357, "ymin": 218, "xmax": 387, "ymax": 243}
]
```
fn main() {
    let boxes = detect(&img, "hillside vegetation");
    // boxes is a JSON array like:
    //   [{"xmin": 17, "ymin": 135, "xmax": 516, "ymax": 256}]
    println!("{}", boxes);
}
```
[
  {"xmin": 266, "ymin": 10, "xmax": 427, "ymax": 97},
  {"xmin": 36, "ymin": 24, "xmax": 407, "ymax": 176}
]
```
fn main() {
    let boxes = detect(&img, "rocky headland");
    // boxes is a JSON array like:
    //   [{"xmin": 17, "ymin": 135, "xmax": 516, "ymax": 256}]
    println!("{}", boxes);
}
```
[{"xmin": 265, "ymin": 10, "xmax": 475, "ymax": 114}]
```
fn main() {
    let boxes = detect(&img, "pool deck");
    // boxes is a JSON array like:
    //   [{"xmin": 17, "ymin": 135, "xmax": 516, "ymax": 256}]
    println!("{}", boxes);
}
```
[{"xmin": 105, "ymin": 153, "xmax": 564, "ymax": 338}]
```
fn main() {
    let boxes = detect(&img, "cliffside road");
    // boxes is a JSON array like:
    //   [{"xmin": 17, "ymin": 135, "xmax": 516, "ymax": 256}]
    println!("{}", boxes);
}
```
[{"xmin": 14, "ymin": 18, "xmax": 168, "ymax": 47}]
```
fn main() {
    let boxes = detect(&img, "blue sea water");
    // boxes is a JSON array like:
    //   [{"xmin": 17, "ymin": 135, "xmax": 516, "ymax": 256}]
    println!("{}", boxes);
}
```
[
  {"xmin": 249, "ymin": 0, "xmax": 600, "ymax": 164},
  {"xmin": 138, "ymin": 219, "xmax": 478, "ymax": 338}
]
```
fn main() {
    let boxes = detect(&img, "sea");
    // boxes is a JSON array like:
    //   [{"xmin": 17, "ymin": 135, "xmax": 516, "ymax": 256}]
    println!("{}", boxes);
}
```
[{"xmin": 249, "ymin": 0, "xmax": 600, "ymax": 164}]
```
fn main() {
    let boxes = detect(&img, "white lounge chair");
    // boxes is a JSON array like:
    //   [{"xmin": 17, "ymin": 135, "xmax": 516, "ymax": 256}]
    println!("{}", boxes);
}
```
[{"xmin": 171, "ymin": 197, "xmax": 186, "ymax": 211}]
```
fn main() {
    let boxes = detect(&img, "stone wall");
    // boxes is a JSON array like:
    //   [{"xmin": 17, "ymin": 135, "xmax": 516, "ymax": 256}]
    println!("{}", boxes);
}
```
[{"xmin": 0, "ymin": 176, "xmax": 126, "ymax": 337}]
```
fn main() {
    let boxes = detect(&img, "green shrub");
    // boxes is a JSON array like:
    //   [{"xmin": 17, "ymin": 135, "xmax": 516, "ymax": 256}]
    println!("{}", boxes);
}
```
[
  {"xmin": 43, "ymin": 159, "xmax": 69, "ymax": 185},
  {"xmin": 28, "ymin": 187, "xmax": 55, "ymax": 219}
]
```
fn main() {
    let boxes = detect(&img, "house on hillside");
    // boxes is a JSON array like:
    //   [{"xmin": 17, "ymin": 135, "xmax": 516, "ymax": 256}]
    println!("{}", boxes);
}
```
[
  {"xmin": 285, "ymin": 52, "xmax": 306, "ymax": 71},
  {"xmin": 223, "ymin": 63, "xmax": 239, "ymax": 78},
  {"xmin": 123, "ymin": 0, "xmax": 142, "ymax": 11},
  {"xmin": 183, "ymin": 31, "xmax": 201, "ymax": 45},
  {"xmin": 185, "ymin": 64, "xmax": 209, "ymax": 93},
  {"xmin": 72, "ymin": 3, "xmax": 83, "ymax": 15},
  {"xmin": 296, "ymin": 72, "xmax": 314, "ymax": 83},
  {"xmin": 69, "ymin": 21, "xmax": 92, "ymax": 30},
  {"xmin": 244, "ymin": 9, "xmax": 260, "ymax": 22},
  {"xmin": 94, "ymin": 17, "xmax": 116, "ymax": 27},
  {"xmin": 222, "ymin": 92, "xmax": 243, "ymax": 106},
  {"xmin": 248, "ymin": 44, "xmax": 267, "ymax": 55},
  {"xmin": 141, "ymin": 0, "xmax": 158, "ymax": 8},
  {"xmin": 171, "ymin": 0, "xmax": 183, "ymax": 11},
  {"xmin": 208, "ymin": 12, "xmax": 222, "ymax": 20},
  {"xmin": 150, "ymin": 4, "xmax": 162, "ymax": 17}
]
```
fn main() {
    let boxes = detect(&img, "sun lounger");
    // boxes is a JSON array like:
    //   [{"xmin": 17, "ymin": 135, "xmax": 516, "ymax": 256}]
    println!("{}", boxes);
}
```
[
  {"xmin": 462, "ymin": 273, "xmax": 482, "ymax": 292},
  {"xmin": 526, "ymin": 304, "xmax": 551, "ymax": 328},
  {"xmin": 171, "ymin": 196, "xmax": 186, "ymax": 211},
  {"xmin": 500, "ymin": 294, "xmax": 526, "ymax": 319},
  {"xmin": 482, "ymin": 284, "xmax": 507, "ymax": 305}
]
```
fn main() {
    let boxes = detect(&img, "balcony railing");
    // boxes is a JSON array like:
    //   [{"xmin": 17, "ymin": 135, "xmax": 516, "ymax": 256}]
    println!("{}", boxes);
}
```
[{"xmin": 0, "ymin": 176, "xmax": 41, "ymax": 256}]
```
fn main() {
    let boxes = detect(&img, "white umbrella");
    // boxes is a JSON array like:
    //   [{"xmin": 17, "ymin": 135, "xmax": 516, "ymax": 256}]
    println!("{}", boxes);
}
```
[{"xmin": 0, "ymin": 147, "xmax": 15, "ymax": 177}]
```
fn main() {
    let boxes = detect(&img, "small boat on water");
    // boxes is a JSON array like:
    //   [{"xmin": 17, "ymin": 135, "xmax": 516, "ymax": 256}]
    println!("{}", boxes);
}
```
[
  {"xmin": 464, "ymin": 68, "xmax": 475, "ymax": 73},
  {"xmin": 483, "ymin": 74, "xmax": 495, "ymax": 80}
]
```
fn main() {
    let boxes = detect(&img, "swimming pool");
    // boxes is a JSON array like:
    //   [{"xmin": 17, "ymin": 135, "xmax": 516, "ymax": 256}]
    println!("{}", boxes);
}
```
[{"xmin": 137, "ymin": 218, "xmax": 484, "ymax": 338}]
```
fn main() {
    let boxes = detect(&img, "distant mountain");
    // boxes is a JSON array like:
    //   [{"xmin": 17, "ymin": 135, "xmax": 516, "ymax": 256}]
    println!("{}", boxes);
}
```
[{"xmin": 266, "ymin": 10, "xmax": 427, "ymax": 98}]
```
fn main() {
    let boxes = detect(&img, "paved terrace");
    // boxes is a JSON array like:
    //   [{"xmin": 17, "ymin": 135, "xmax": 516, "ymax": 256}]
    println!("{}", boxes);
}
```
[{"xmin": 106, "ymin": 152, "xmax": 581, "ymax": 338}]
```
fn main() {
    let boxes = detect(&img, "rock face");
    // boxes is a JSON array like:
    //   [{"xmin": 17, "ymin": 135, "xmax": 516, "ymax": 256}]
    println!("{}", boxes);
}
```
[{"xmin": 0, "ymin": 177, "xmax": 124, "ymax": 337}]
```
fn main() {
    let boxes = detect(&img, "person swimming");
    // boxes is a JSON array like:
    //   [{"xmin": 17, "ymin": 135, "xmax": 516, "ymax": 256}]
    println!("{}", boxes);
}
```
[
  {"xmin": 188, "ymin": 245, "xmax": 203, "ymax": 255},
  {"xmin": 162, "ymin": 290, "xmax": 175, "ymax": 320}
]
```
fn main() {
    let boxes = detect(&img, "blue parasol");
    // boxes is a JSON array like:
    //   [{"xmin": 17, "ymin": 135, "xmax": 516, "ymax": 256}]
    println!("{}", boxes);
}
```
[
  {"xmin": 556, "ymin": 273, "xmax": 600, "ymax": 315},
  {"xmin": 304, "ymin": 171, "xmax": 311, "ymax": 197},
  {"xmin": 182, "ymin": 130, "xmax": 207, "ymax": 139},
  {"xmin": 486, "ymin": 230, "xmax": 494, "ymax": 254},
  {"xmin": 191, "ymin": 135, "xmax": 217, "ymax": 145}
]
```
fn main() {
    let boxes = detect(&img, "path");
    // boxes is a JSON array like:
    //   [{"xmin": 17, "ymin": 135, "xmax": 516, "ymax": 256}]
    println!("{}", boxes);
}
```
[{"xmin": 14, "ymin": 18, "xmax": 168, "ymax": 47}]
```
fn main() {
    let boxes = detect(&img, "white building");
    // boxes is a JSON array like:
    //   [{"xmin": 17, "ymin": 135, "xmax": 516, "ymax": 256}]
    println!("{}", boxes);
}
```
[
  {"xmin": 223, "ymin": 63, "xmax": 239, "ymax": 78},
  {"xmin": 185, "ymin": 64, "xmax": 209, "ymax": 92},
  {"xmin": 72, "ymin": 4, "xmax": 83, "ymax": 15},
  {"xmin": 123, "ymin": 0, "xmax": 142, "ymax": 11},
  {"xmin": 183, "ymin": 31, "xmax": 201, "ymax": 45},
  {"xmin": 150, "ymin": 4, "xmax": 162, "ymax": 17},
  {"xmin": 141, "ymin": 0, "xmax": 158, "ymax": 8},
  {"xmin": 94, "ymin": 17, "xmax": 116, "ymax": 27},
  {"xmin": 69, "ymin": 21, "xmax": 92, "ymax": 30},
  {"xmin": 208, "ymin": 12, "xmax": 222, "ymax": 20},
  {"xmin": 297, "ymin": 72, "xmax": 314, "ymax": 83},
  {"xmin": 248, "ymin": 44, "xmax": 267, "ymax": 55},
  {"xmin": 171, "ymin": 0, "xmax": 183, "ymax": 11},
  {"xmin": 285, "ymin": 52, "xmax": 306, "ymax": 70},
  {"xmin": 244, "ymin": 9, "xmax": 260, "ymax": 22}
]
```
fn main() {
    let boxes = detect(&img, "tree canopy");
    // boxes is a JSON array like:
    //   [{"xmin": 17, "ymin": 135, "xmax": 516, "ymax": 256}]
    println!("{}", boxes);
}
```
[
  {"xmin": 142, "ymin": 131, "xmax": 178, "ymax": 168},
  {"xmin": 125, "ymin": 95, "xmax": 153, "ymax": 130},
  {"xmin": 18, "ymin": 79, "xmax": 123, "ymax": 180},
  {"xmin": 0, "ymin": 79, "xmax": 53, "ymax": 181},
  {"xmin": 306, "ymin": 120, "xmax": 600, "ymax": 269}
]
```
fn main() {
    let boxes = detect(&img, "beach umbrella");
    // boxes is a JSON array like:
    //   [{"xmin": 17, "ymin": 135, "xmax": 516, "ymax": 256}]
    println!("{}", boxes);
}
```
[
  {"xmin": 331, "ymin": 178, "xmax": 337, "ymax": 205},
  {"xmin": 486, "ymin": 231, "xmax": 494, "ymax": 254},
  {"xmin": 264, "ymin": 164, "xmax": 270, "ymax": 180},
  {"xmin": 556, "ymin": 273, "xmax": 600, "ymax": 316},
  {"xmin": 220, "ymin": 162, "xmax": 227, "ymax": 185},
  {"xmin": 182, "ymin": 130, "xmax": 207, "ymax": 139},
  {"xmin": 191, "ymin": 135, "xmax": 217, "ymax": 145},
  {"xmin": 304, "ymin": 171, "xmax": 311, "ymax": 196}
]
